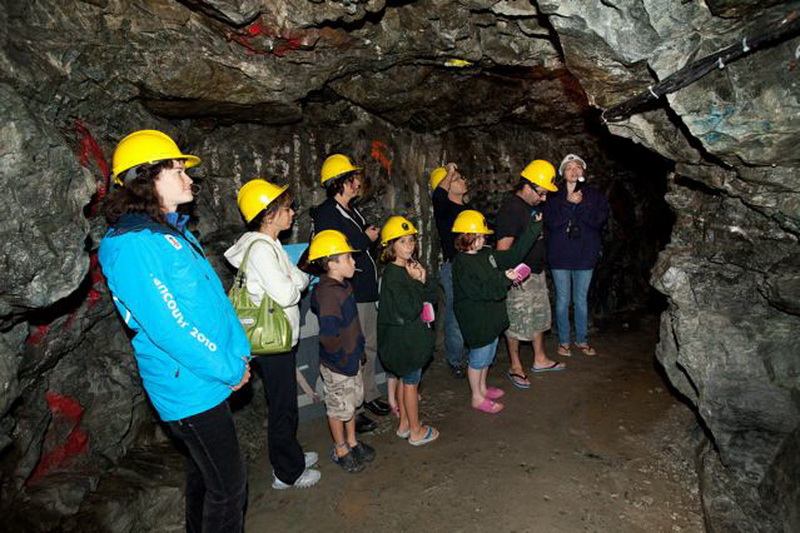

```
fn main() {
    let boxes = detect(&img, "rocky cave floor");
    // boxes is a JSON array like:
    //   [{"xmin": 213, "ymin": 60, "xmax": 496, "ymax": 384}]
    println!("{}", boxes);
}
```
[{"xmin": 245, "ymin": 312, "xmax": 705, "ymax": 532}]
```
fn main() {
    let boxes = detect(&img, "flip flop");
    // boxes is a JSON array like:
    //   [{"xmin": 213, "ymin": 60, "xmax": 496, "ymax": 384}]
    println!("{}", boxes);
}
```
[
  {"xmin": 486, "ymin": 386, "xmax": 506, "ymax": 400},
  {"xmin": 532, "ymin": 361, "xmax": 567, "ymax": 373},
  {"xmin": 505, "ymin": 370, "xmax": 531, "ymax": 389},
  {"xmin": 396, "ymin": 428, "xmax": 410, "ymax": 439},
  {"xmin": 408, "ymin": 425, "xmax": 440, "ymax": 446},
  {"xmin": 574, "ymin": 343, "xmax": 598, "ymax": 356},
  {"xmin": 472, "ymin": 398, "xmax": 504, "ymax": 414},
  {"xmin": 557, "ymin": 344, "xmax": 572, "ymax": 357}
]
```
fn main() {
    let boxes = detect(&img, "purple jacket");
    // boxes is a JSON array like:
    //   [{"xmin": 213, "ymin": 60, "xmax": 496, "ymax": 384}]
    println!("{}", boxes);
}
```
[{"xmin": 544, "ymin": 185, "xmax": 609, "ymax": 270}]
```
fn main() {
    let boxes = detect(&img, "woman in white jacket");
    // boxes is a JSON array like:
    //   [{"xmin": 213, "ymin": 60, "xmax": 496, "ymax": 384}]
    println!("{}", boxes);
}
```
[{"xmin": 225, "ymin": 179, "xmax": 320, "ymax": 490}]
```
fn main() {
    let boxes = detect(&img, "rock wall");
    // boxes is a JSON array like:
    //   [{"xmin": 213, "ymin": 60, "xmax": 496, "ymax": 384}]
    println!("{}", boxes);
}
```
[
  {"xmin": 539, "ymin": 0, "xmax": 800, "ymax": 530},
  {"xmin": 0, "ymin": 0, "xmax": 796, "ymax": 531}
]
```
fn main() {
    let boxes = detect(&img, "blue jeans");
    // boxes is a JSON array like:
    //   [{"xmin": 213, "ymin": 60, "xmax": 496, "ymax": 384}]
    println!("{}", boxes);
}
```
[
  {"xmin": 166, "ymin": 400, "xmax": 247, "ymax": 533},
  {"xmin": 439, "ymin": 262, "xmax": 467, "ymax": 368},
  {"xmin": 551, "ymin": 269, "xmax": 594, "ymax": 345},
  {"xmin": 387, "ymin": 368, "xmax": 423, "ymax": 385},
  {"xmin": 468, "ymin": 338, "xmax": 499, "ymax": 370}
]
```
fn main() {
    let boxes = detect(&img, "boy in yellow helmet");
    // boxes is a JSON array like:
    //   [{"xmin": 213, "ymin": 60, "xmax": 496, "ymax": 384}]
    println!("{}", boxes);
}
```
[{"xmin": 309, "ymin": 230, "xmax": 377, "ymax": 473}]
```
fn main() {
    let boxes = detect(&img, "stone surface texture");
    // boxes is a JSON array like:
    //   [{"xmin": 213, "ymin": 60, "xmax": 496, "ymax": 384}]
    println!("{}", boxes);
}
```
[{"xmin": 0, "ymin": 0, "xmax": 797, "ymax": 531}]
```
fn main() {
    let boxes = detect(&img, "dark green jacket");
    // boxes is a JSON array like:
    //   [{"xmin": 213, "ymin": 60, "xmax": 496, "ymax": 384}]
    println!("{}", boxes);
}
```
[
  {"xmin": 377, "ymin": 263, "xmax": 437, "ymax": 377},
  {"xmin": 453, "ymin": 218, "xmax": 542, "ymax": 348}
]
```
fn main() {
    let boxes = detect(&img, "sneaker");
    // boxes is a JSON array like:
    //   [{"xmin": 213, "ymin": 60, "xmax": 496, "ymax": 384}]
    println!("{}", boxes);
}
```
[
  {"xmin": 350, "ymin": 441, "xmax": 376, "ymax": 463},
  {"xmin": 330, "ymin": 448, "xmax": 365, "ymax": 473},
  {"xmin": 304, "ymin": 451, "xmax": 318, "ymax": 468},
  {"xmin": 272, "ymin": 468, "xmax": 321, "ymax": 490}
]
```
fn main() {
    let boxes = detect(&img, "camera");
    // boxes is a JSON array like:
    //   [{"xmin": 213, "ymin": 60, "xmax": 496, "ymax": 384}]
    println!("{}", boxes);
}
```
[
  {"xmin": 567, "ymin": 219, "xmax": 581, "ymax": 240},
  {"xmin": 573, "ymin": 176, "xmax": 586, "ymax": 193}
]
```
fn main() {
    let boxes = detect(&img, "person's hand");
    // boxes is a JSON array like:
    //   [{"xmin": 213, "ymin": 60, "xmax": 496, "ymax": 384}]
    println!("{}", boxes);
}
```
[
  {"xmin": 366, "ymin": 225, "xmax": 380, "ymax": 242},
  {"xmin": 406, "ymin": 261, "xmax": 426, "ymax": 283},
  {"xmin": 533, "ymin": 212, "xmax": 543, "ymax": 222},
  {"xmin": 567, "ymin": 190, "xmax": 583, "ymax": 204},
  {"xmin": 231, "ymin": 359, "xmax": 251, "ymax": 391},
  {"xmin": 505, "ymin": 269, "xmax": 517, "ymax": 281},
  {"xmin": 405, "ymin": 261, "xmax": 420, "ymax": 280}
]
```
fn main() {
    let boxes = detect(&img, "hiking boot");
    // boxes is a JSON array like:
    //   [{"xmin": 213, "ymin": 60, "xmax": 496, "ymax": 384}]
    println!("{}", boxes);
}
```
[
  {"xmin": 350, "ymin": 441, "xmax": 376, "ymax": 463},
  {"xmin": 272, "ymin": 468, "xmax": 321, "ymax": 490},
  {"xmin": 331, "ymin": 449, "xmax": 364, "ymax": 473}
]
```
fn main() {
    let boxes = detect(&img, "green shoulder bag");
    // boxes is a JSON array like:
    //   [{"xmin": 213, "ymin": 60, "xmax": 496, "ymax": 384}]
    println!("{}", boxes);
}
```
[{"xmin": 228, "ymin": 240, "xmax": 293, "ymax": 355}]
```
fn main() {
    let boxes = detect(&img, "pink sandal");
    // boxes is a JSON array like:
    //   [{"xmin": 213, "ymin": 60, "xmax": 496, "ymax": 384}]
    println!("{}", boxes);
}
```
[
  {"xmin": 485, "ymin": 386, "xmax": 506, "ymax": 400},
  {"xmin": 473, "ymin": 398, "xmax": 504, "ymax": 414}
]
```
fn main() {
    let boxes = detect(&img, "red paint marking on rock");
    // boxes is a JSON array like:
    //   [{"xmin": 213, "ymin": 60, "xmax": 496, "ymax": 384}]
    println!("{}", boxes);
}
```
[
  {"xmin": 370, "ymin": 141, "xmax": 393, "ymax": 174},
  {"xmin": 27, "ymin": 391, "xmax": 90, "ymax": 484},
  {"xmin": 26, "ymin": 325, "xmax": 50, "ymax": 346},
  {"xmin": 74, "ymin": 119, "xmax": 110, "ymax": 217}
]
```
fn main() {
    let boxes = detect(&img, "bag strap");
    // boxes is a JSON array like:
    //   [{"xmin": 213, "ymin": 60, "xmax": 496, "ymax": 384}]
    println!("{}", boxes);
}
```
[{"xmin": 233, "ymin": 238, "xmax": 281, "ymax": 289}]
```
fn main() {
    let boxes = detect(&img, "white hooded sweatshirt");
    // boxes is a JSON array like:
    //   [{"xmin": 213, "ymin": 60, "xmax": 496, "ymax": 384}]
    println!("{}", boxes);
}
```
[{"xmin": 224, "ymin": 232, "xmax": 310, "ymax": 347}]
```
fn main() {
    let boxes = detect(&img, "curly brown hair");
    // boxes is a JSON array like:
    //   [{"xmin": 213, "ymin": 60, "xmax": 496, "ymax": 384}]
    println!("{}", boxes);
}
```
[{"xmin": 103, "ymin": 159, "xmax": 178, "ymax": 224}]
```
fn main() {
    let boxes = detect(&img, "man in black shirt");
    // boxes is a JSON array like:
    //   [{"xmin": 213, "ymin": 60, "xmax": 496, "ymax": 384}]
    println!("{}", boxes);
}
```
[
  {"xmin": 431, "ymin": 163, "xmax": 470, "ymax": 378},
  {"xmin": 495, "ymin": 160, "xmax": 565, "ymax": 389}
]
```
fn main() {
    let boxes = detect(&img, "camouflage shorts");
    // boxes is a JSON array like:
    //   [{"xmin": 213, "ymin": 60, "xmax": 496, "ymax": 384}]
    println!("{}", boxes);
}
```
[
  {"xmin": 319, "ymin": 365, "xmax": 364, "ymax": 421},
  {"xmin": 506, "ymin": 271, "xmax": 551, "ymax": 340}
]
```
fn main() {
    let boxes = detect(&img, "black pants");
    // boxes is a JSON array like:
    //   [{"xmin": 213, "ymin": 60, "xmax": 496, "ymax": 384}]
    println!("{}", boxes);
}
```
[
  {"xmin": 166, "ymin": 400, "xmax": 247, "ymax": 533},
  {"xmin": 252, "ymin": 346, "xmax": 305, "ymax": 484}
]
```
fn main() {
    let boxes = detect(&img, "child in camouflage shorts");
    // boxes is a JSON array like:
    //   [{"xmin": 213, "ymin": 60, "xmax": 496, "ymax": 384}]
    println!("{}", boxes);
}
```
[{"xmin": 309, "ymin": 230, "xmax": 377, "ymax": 473}]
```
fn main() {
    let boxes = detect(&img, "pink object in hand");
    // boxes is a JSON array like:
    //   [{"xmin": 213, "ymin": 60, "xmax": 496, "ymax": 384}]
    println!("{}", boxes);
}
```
[
  {"xmin": 420, "ymin": 302, "xmax": 435, "ymax": 323},
  {"xmin": 512, "ymin": 263, "xmax": 531, "ymax": 284}
]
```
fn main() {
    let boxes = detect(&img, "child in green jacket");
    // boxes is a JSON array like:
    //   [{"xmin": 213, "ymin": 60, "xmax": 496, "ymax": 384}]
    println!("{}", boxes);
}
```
[
  {"xmin": 452, "ymin": 210, "xmax": 542, "ymax": 414},
  {"xmin": 377, "ymin": 216, "xmax": 440, "ymax": 446}
]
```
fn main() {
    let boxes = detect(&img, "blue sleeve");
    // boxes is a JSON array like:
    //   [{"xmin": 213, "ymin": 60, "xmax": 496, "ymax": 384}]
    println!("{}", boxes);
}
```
[{"xmin": 102, "ymin": 235, "xmax": 247, "ymax": 387}]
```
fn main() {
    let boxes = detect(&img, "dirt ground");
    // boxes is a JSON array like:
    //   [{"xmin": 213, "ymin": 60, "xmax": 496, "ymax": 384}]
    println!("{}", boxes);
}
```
[{"xmin": 245, "ymin": 313, "xmax": 705, "ymax": 532}]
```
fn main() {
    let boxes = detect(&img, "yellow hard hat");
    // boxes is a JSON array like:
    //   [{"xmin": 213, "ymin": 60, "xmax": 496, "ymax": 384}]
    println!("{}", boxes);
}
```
[
  {"xmin": 380, "ymin": 216, "xmax": 418, "ymax": 246},
  {"xmin": 308, "ymin": 230, "xmax": 358, "ymax": 261},
  {"xmin": 451, "ymin": 210, "xmax": 493, "ymax": 234},
  {"xmin": 520, "ymin": 159, "xmax": 558, "ymax": 192},
  {"xmin": 320, "ymin": 154, "xmax": 361, "ymax": 185},
  {"xmin": 429, "ymin": 167, "xmax": 447, "ymax": 190},
  {"xmin": 112, "ymin": 130, "xmax": 200, "ymax": 185},
  {"xmin": 237, "ymin": 179, "xmax": 289, "ymax": 223}
]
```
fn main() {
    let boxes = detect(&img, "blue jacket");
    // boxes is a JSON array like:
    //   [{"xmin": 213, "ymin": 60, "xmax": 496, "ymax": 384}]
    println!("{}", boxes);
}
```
[
  {"xmin": 99, "ymin": 213, "xmax": 250, "ymax": 421},
  {"xmin": 544, "ymin": 186, "xmax": 609, "ymax": 270}
]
